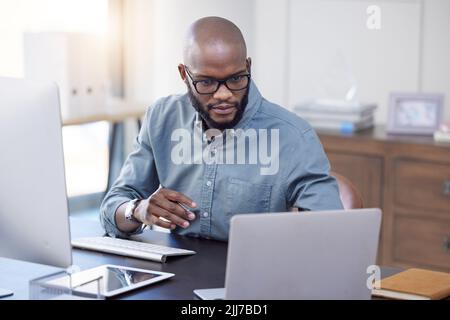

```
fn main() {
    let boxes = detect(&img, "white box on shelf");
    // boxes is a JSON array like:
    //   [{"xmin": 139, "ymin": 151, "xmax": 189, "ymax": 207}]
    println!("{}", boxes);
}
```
[{"xmin": 24, "ymin": 32, "xmax": 108, "ymax": 120}]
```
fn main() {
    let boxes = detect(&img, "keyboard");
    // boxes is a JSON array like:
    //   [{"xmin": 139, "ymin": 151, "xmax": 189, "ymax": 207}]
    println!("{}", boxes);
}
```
[{"xmin": 71, "ymin": 237, "xmax": 196, "ymax": 263}]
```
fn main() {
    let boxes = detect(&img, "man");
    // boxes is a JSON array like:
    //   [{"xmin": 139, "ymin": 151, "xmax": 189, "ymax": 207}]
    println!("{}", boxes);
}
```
[{"xmin": 101, "ymin": 17, "xmax": 343, "ymax": 241}]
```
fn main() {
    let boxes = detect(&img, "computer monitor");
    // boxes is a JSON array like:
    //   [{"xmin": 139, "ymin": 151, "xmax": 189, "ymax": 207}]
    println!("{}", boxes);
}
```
[{"xmin": 0, "ymin": 77, "xmax": 72, "ymax": 269}]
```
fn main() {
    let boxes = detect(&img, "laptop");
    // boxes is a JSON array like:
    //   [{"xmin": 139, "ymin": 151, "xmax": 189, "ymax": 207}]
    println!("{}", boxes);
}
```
[{"xmin": 194, "ymin": 208, "xmax": 382, "ymax": 300}]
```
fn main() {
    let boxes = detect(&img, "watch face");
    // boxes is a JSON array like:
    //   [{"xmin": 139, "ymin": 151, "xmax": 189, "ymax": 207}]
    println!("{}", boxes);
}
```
[
  {"xmin": 395, "ymin": 99, "xmax": 438, "ymax": 128},
  {"xmin": 125, "ymin": 200, "xmax": 136, "ymax": 220}
]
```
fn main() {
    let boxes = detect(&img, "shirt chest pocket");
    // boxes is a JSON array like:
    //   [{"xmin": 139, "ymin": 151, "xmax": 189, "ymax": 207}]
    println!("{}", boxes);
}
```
[{"xmin": 225, "ymin": 177, "xmax": 272, "ymax": 216}]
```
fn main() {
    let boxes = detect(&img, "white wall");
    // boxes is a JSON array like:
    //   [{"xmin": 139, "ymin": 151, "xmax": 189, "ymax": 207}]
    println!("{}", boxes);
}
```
[
  {"xmin": 124, "ymin": 0, "xmax": 450, "ymax": 124},
  {"xmin": 0, "ymin": 0, "xmax": 108, "ymax": 78},
  {"xmin": 123, "ymin": 0, "xmax": 155, "ymax": 103},
  {"xmin": 286, "ymin": 0, "xmax": 422, "ymax": 124},
  {"xmin": 422, "ymin": 0, "xmax": 450, "ymax": 122},
  {"xmin": 0, "ymin": 1, "xmax": 25, "ymax": 77},
  {"xmin": 124, "ymin": 0, "xmax": 255, "ymax": 103},
  {"xmin": 252, "ymin": 0, "xmax": 290, "ymax": 106}
]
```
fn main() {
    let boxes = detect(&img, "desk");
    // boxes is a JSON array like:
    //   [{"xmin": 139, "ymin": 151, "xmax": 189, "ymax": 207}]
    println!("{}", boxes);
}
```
[
  {"xmin": 62, "ymin": 99, "xmax": 148, "ymax": 191},
  {"xmin": 62, "ymin": 98, "xmax": 147, "ymax": 127},
  {"xmin": 70, "ymin": 218, "xmax": 404, "ymax": 300},
  {"xmin": 0, "ymin": 218, "xmax": 404, "ymax": 300},
  {"xmin": 71, "ymin": 218, "xmax": 228, "ymax": 300}
]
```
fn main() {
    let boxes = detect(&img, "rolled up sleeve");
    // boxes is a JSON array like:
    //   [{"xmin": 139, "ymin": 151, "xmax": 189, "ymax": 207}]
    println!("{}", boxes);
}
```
[
  {"xmin": 100, "ymin": 106, "xmax": 160, "ymax": 238},
  {"xmin": 284, "ymin": 128, "xmax": 343, "ymax": 211}
]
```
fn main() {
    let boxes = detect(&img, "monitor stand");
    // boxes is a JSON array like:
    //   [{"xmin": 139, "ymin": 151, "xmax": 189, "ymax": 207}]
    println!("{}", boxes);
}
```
[{"xmin": 0, "ymin": 288, "xmax": 14, "ymax": 298}]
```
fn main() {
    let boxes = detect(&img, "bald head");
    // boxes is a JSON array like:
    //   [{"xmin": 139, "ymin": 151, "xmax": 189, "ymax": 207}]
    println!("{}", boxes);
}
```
[{"xmin": 183, "ymin": 17, "xmax": 247, "ymax": 70}]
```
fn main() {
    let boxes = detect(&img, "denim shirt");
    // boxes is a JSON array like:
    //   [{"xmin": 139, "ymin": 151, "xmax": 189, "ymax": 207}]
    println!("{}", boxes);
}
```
[{"xmin": 100, "ymin": 81, "xmax": 343, "ymax": 241}]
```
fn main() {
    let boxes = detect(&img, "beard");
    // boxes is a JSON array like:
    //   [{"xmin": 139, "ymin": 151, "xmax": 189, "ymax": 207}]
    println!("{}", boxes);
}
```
[{"xmin": 187, "ymin": 85, "xmax": 249, "ymax": 130}]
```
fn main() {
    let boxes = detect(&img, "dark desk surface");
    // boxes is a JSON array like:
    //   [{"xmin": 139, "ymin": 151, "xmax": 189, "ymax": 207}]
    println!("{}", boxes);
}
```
[
  {"xmin": 70, "ymin": 217, "xmax": 403, "ymax": 300},
  {"xmin": 71, "ymin": 218, "xmax": 228, "ymax": 300}
]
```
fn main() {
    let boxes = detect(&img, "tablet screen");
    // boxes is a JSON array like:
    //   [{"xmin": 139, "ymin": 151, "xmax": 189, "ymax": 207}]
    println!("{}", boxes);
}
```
[{"xmin": 46, "ymin": 265, "xmax": 174, "ymax": 298}]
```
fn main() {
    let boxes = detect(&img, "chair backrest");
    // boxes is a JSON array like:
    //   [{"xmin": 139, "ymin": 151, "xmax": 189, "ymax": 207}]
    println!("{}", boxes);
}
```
[{"xmin": 330, "ymin": 171, "xmax": 364, "ymax": 209}]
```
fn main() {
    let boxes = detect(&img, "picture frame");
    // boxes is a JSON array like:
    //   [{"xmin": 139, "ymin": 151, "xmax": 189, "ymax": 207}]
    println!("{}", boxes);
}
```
[{"xmin": 387, "ymin": 93, "xmax": 444, "ymax": 135}]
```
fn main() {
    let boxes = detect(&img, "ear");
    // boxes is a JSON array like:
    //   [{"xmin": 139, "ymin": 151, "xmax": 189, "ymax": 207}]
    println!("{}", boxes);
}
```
[
  {"xmin": 246, "ymin": 57, "xmax": 252, "ymax": 73},
  {"xmin": 178, "ymin": 64, "xmax": 186, "ymax": 81}
]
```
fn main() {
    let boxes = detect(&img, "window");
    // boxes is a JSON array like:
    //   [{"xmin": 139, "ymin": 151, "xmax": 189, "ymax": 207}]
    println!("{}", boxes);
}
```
[
  {"xmin": 0, "ymin": 0, "xmax": 111, "ymax": 200},
  {"xmin": 62, "ymin": 123, "xmax": 109, "ymax": 197},
  {"xmin": 0, "ymin": 0, "xmax": 108, "ymax": 78}
]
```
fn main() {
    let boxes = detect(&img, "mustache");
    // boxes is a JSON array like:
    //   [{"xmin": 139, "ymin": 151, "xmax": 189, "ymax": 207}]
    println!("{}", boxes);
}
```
[{"xmin": 187, "ymin": 83, "xmax": 249, "ymax": 130}]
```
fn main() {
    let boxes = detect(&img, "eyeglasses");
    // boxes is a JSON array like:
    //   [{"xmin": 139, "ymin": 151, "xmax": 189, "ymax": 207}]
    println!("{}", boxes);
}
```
[{"xmin": 184, "ymin": 66, "xmax": 251, "ymax": 95}]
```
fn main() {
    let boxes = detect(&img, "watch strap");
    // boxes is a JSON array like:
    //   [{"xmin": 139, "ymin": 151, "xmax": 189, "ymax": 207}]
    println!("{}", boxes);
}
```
[{"xmin": 125, "ymin": 199, "xmax": 141, "ymax": 223}]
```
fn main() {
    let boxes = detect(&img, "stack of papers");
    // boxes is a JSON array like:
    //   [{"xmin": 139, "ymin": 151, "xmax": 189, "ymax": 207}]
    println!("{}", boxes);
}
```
[{"xmin": 293, "ymin": 99, "xmax": 377, "ymax": 134}]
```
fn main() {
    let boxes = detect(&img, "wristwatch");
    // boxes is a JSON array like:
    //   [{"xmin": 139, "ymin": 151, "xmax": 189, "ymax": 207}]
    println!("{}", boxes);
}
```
[{"xmin": 125, "ymin": 199, "xmax": 141, "ymax": 223}]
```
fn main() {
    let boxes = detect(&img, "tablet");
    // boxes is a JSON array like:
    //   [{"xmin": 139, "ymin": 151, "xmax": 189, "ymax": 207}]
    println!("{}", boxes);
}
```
[
  {"xmin": 46, "ymin": 264, "xmax": 174, "ymax": 298},
  {"xmin": 193, "ymin": 288, "xmax": 225, "ymax": 300},
  {"xmin": 0, "ymin": 288, "xmax": 14, "ymax": 298}
]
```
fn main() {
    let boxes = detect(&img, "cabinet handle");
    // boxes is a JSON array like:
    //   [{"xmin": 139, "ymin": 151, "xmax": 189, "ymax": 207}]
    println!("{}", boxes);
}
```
[
  {"xmin": 444, "ymin": 236, "xmax": 450, "ymax": 253},
  {"xmin": 443, "ymin": 180, "xmax": 450, "ymax": 196}
]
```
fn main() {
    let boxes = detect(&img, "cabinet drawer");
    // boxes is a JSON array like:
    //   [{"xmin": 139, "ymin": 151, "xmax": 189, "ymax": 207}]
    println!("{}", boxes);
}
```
[
  {"xmin": 394, "ymin": 215, "xmax": 450, "ymax": 270},
  {"xmin": 394, "ymin": 159, "xmax": 450, "ymax": 215},
  {"xmin": 326, "ymin": 152, "xmax": 383, "ymax": 208}
]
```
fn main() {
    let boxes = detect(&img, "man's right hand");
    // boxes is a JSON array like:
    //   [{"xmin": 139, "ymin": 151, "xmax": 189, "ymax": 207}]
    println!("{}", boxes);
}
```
[{"xmin": 133, "ymin": 188, "xmax": 197, "ymax": 230}]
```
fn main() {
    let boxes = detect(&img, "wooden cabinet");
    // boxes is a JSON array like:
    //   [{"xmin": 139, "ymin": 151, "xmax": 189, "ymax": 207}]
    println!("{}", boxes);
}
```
[
  {"xmin": 393, "ymin": 214, "xmax": 450, "ymax": 270},
  {"xmin": 326, "ymin": 152, "xmax": 383, "ymax": 209},
  {"xmin": 318, "ymin": 126, "xmax": 450, "ymax": 272},
  {"xmin": 393, "ymin": 159, "xmax": 450, "ymax": 218}
]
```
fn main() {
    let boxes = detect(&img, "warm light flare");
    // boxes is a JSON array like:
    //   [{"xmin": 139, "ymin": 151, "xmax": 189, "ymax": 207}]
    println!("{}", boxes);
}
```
[
  {"xmin": 21, "ymin": 0, "xmax": 109, "ymax": 34},
  {"xmin": 0, "ymin": 0, "xmax": 109, "ymax": 77}
]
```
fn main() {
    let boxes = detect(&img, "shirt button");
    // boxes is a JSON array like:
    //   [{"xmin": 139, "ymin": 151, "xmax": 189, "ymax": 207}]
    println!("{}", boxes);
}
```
[
  {"xmin": 206, "ymin": 181, "xmax": 212, "ymax": 187},
  {"xmin": 203, "ymin": 212, "xmax": 209, "ymax": 218}
]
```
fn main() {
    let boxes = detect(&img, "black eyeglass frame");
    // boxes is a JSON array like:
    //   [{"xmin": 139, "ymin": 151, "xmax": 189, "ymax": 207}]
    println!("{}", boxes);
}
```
[{"xmin": 184, "ymin": 65, "xmax": 251, "ymax": 95}]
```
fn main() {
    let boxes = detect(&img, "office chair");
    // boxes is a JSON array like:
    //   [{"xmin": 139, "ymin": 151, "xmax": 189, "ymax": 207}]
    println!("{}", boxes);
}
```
[
  {"xmin": 290, "ymin": 172, "xmax": 363, "ymax": 211},
  {"xmin": 330, "ymin": 171, "xmax": 364, "ymax": 209}
]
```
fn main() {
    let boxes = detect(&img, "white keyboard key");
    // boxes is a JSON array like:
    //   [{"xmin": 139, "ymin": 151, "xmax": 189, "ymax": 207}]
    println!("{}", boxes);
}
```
[{"xmin": 71, "ymin": 237, "xmax": 196, "ymax": 263}]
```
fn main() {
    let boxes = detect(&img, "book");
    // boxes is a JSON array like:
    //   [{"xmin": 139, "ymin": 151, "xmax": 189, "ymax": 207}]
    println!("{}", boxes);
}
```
[
  {"xmin": 306, "ymin": 116, "xmax": 374, "ymax": 133},
  {"xmin": 372, "ymin": 268, "xmax": 450, "ymax": 300},
  {"xmin": 298, "ymin": 112, "xmax": 374, "ymax": 123},
  {"xmin": 294, "ymin": 100, "xmax": 377, "ymax": 114}
]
